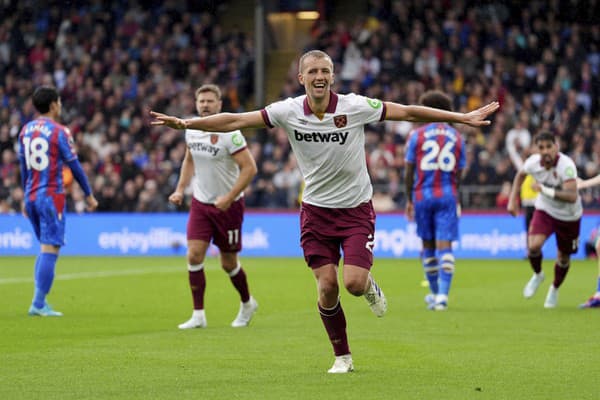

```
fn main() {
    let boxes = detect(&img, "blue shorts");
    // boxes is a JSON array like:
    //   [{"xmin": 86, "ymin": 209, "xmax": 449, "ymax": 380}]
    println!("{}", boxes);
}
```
[
  {"xmin": 414, "ymin": 196, "xmax": 458, "ymax": 242},
  {"xmin": 25, "ymin": 194, "xmax": 66, "ymax": 247}
]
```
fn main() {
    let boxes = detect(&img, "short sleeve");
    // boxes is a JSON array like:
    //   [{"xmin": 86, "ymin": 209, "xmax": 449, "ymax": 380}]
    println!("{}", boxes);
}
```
[
  {"xmin": 351, "ymin": 94, "xmax": 386, "ymax": 125},
  {"xmin": 263, "ymin": 98, "xmax": 294, "ymax": 128},
  {"xmin": 226, "ymin": 130, "xmax": 247, "ymax": 155},
  {"xmin": 559, "ymin": 157, "xmax": 578, "ymax": 181}
]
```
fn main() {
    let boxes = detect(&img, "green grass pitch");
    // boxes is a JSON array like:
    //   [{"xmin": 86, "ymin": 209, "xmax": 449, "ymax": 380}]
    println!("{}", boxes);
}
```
[{"xmin": 1, "ymin": 256, "xmax": 598, "ymax": 399}]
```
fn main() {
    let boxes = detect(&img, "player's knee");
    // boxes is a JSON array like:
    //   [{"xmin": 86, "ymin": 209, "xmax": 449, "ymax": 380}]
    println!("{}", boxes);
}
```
[
  {"xmin": 557, "ymin": 254, "xmax": 570, "ymax": 267},
  {"xmin": 318, "ymin": 285, "xmax": 339, "ymax": 305},
  {"xmin": 344, "ymin": 278, "xmax": 365, "ymax": 296},
  {"xmin": 187, "ymin": 251, "xmax": 205, "ymax": 266},
  {"xmin": 528, "ymin": 243, "xmax": 543, "ymax": 254}
]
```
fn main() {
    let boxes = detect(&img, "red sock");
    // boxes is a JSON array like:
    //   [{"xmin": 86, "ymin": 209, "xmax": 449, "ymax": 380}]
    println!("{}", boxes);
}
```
[
  {"xmin": 318, "ymin": 301, "xmax": 350, "ymax": 356},
  {"xmin": 189, "ymin": 269, "xmax": 206, "ymax": 310},
  {"xmin": 553, "ymin": 262, "xmax": 570, "ymax": 288},
  {"xmin": 528, "ymin": 253, "xmax": 543, "ymax": 274},
  {"xmin": 230, "ymin": 267, "xmax": 250, "ymax": 303}
]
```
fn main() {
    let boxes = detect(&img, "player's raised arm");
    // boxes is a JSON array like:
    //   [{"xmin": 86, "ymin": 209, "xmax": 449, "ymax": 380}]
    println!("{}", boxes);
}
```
[
  {"xmin": 384, "ymin": 101, "xmax": 499, "ymax": 127},
  {"xmin": 150, "ymin": 110, "xmax": 266, "ymax": 132},
  {"xmin": 577, "ymin": 174, "xmax": 600, "ymax": 190}
]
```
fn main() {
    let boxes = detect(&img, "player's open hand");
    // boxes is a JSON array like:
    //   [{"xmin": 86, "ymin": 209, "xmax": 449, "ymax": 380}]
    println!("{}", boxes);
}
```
[
  {"xmin": 462, "ymin": 102, "xmax": 500, "ymax": 127},
  {"xmin": 169, "ymin": 191, "xmax": 184, "ymax": 206},
  {"xmin": 150, "ymin": 111, "xmax": 186, "ymax": 130}
]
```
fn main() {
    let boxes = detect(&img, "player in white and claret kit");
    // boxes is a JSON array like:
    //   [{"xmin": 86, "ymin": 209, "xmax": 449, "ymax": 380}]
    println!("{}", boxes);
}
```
[
  {"xmin": 507, "ymin": 131, "xmax": 582, "ymax": 308},
  {"xmin": 169, "ymin": 84, "xmax": 258, "ymax": 330},
  {"xmin": 151, "ymin": 50, "xmax": 499, "ymax": 373}
]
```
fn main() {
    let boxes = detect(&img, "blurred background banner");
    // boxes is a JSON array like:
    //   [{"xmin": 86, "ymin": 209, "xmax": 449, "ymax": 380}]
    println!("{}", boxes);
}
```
[{"xmin": 2, "ymin": 213, "xmax": 598, "ymax": 259}]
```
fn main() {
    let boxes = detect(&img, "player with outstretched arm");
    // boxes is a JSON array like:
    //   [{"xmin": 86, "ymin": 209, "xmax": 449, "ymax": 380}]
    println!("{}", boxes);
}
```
[{"xmin": 151, "ymin": 50, "xmax": 498, "ymax": 373}]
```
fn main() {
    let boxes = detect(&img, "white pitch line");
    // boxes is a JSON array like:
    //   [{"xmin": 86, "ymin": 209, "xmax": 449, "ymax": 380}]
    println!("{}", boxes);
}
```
[{"xmin": 0, "ymin": 266, "xmax": 180, "ymax": 285}]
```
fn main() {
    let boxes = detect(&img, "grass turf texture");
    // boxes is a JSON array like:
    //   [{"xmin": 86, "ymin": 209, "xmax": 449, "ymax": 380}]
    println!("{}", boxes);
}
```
[{"xmin": 1, "ymin": 256, "xmax": 598, "ymax": 400}]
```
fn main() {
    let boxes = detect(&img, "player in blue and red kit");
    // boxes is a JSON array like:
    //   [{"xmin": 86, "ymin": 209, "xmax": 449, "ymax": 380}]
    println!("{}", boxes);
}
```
[
  {"xmin": 18, "ymin": 86, "xmax": 98, "ymax": 316},
  {"xmin": 405, "ymin": 90, "xmax": 466, "ymax": 311}
]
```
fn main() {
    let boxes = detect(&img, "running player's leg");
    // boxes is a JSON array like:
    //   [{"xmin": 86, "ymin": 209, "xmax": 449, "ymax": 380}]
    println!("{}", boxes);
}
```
[
  {"xmin": 300, "ymin": 203, "xmax": 351, "ymax": 372},
  {"xmin": 523, "ymin": 210, "xmax": 552, "ymax": 298},
  {"xmin": 545, "ymin": 217, "xmax": 580, "ymax": 308},
  {"xmin": 313, "ymin": 262, "xmax": 353, "ymax": 373},
  {"xmin": 339, "ymin": 202, "xmax": 386, "ymax": 317}
]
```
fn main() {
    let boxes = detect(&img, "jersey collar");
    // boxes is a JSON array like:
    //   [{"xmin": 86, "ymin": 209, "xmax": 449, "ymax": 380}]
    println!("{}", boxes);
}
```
[{"xmin": 303, "ymin": 91, "xmax": 339, "ymax": 116}]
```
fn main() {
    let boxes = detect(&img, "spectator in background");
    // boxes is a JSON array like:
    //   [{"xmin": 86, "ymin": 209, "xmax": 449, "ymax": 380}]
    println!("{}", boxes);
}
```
[{"xmin": 2, "ymin": 1, "xmax": 600, "ymax": 213}]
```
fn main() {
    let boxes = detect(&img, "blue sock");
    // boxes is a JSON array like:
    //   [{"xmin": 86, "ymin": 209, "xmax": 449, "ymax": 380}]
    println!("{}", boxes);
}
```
[
  {"xmin": 33, "ymin": 255, "xmax": 42, "ymax": 284},
  {"xmin": 32, "ymin": 253, "xmax": 58, "ymax": 308},
  {"xmin": 422, "ymin": 248, "xmax": 439, "ymax": 294},
  {"xmin": 438, "ymin": 249, "xmax": 455, "ymax": 296},
  {"xmin": 596, "ymin": 276, "xmax": 600, "ymax": 293}
]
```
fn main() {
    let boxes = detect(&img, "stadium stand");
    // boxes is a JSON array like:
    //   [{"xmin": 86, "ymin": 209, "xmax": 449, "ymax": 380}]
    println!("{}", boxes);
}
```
[{"xmin": 1, "ymin": 0, "xmax": 599, "ymax": 213}]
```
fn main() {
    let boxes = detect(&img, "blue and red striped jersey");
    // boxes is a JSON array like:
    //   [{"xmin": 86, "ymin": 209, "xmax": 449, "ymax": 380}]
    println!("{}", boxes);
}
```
[
  {"xmin": 405, "ymin": 122, "xmax": 465, "ymax": 202},
  {"xmin": 18, "ymin": 117, "xmax": 77, "ymax": 201}
]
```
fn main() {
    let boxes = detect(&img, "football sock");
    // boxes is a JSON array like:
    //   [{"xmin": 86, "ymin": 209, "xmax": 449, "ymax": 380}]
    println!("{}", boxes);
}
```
[
  {"xmin": 32, "ymin": 253, "xmax": 58, "ymax": 308},
  {"xmin": 228, "ymin": 263, "xmax": 250, "ymax": 303},
  {"xmin": 33, "ymin": 255, "xmax": 42, "ymax": 281},
  {"xmin": 438, "ymin": 249, "xmax": 455, "ymax": 296},
  {"xmin": 595, "ymin": 276, "xmax": 600, "ymax": 295},
  {"xmin": 187, "ymin": 263, "xmax": 206, "ymax": 310},
  {"xmin": 553, "ymin": 261, "xmax": 569, "ymax": 289},
  {"xmin": 422, "ymin": 248, "xmax": 439, "ymax": 294},
  {"xmin": 528, "ymin": 252, "xmax": 543, "ymax": 274},
  {"xmin": 318, "ymin": 299, "xmax": 349, "ymax": 356}
]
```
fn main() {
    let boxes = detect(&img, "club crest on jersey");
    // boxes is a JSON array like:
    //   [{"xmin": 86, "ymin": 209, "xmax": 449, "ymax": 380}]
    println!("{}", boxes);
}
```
[
  {"xmin": 210, "ymin": 134, "xmax": 219, "ymax": 144},
  {"xmin": 334, "ymin": 115, "xmax": 347, "ymax": 128}
]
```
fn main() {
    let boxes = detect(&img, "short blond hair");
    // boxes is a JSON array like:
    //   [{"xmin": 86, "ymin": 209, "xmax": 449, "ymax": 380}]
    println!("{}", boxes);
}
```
[
  {"xmin": 298, "ymin": 50, "xmax": 333, "ymax": 73},
  {"xmin": 195, "ymin": 84, "xmax": 222, "ymax": 100}
]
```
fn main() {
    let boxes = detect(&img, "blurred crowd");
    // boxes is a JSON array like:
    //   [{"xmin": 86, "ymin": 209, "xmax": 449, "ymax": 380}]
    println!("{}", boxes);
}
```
[{"xmin": 1, "ymin": 0, "xmax": 600, "ymax": 214}]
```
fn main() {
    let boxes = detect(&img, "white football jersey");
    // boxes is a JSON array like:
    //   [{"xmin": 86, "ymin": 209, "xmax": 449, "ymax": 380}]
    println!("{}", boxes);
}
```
[
  {"xmin": 185, "ymin": 128, "xmax": 247, "ymax": 204},
  {"xmin": 523, "ymin": 153, "xmax": 582, "ymax": 221},
  {"xmin": 262, "ymin": 92, "xmax": 386, "ymax": 208}
]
